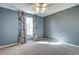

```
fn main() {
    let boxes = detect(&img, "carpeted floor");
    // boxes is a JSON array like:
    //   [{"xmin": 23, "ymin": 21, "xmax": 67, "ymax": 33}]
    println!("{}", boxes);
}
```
[{"xmin": 0, "ymin": 41, "xmax": 79, "ymax": 55}]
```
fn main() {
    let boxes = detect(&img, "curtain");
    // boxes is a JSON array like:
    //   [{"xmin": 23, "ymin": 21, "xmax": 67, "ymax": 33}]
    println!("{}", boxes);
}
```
[
  {"xmin": 33, "ymin": 15, "xmax": 38, "ymax": 41},
  {"xmin": 18, "ymin": 11, "xmax": 26, "ymax": 44}
]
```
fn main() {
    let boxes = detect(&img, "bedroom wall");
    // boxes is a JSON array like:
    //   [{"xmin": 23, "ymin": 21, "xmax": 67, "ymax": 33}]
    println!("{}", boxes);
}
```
[
  {"xmin": 0, "ymin": 7, "xmax": 19, "ymax": 46},
  {"xmin": 0, "ymin": 7, "xmax": 44, "ymax": 46},
  {"xmin": 36, "ymin": 16, "xmax": 44, "ymax": 39},
  {"xmin": 44, "ymin": 5, "xmax": 79, "ymax": 45}
]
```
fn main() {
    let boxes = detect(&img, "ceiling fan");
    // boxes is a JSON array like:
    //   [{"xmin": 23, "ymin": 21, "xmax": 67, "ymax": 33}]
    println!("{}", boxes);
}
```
[{"xmin": 32, "ymin": 3, "xmax": 48, "ymax": 13}]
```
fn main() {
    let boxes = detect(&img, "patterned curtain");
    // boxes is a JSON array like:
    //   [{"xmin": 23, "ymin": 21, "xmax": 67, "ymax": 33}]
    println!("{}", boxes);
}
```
[
  {"xmin": 33, "ymin": 15, "xmax": 38, "ymax": 41},
  {"xmin": 18, "ymin": 11, "xmax": 26, "ymax": 44}
]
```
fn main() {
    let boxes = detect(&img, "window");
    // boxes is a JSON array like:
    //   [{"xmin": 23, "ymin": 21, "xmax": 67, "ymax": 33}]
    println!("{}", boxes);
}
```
[{"xmin": 26, "ymin": 17, "xmax": 33, "ymax": 35}]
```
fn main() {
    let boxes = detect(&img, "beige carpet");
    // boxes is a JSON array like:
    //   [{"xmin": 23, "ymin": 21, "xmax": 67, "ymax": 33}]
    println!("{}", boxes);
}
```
[{"xmin": 0, "ymin": 41, "xmax": 79, "ymax": 55}]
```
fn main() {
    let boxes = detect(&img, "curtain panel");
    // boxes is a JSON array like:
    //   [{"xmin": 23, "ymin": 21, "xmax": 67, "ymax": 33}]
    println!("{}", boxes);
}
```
[
  {"xmin": 33, "ymin": 15, "xmax": 38, "ymax": 41},
  {"xmin": 18, "ymin": 11, "xmax": 26, "ymax": 44}
]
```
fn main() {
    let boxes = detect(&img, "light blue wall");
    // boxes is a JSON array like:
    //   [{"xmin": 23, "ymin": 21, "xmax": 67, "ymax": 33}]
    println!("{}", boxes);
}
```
[
  {"xmin": 0, "ymin": 7, "xmax": 19, "ymax": 46},
  {"xmin": 0, "ymin": 7, "xmax": 44, "ymax": 45},
  {"xmin": 44, "ymin": 5, "xmax": 79, "ymax": 45},
  {"xmin": 36, "ymin": 16, "xmax": 44, "ymax": 39}
]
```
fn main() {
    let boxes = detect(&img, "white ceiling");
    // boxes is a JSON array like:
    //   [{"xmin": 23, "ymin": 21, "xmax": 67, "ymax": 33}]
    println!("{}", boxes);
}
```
[{"xmin": 0, "ymin": 3, "xmax": 78, "ymax": 17}]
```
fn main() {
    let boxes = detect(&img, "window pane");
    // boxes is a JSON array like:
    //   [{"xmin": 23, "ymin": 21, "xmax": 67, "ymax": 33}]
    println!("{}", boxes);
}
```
[{"xmin": 26, "ymin": 17, "xmax": 33, "ymax": 35}]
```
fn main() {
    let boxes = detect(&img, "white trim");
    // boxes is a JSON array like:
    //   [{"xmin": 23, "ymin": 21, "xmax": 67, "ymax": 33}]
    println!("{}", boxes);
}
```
[
  {"xmin": 38, "ymin": 4, "xmax": 78, "ymax": 17},
  {"xmin": 63, "ymin": 43, "xmax": 79, "ymax": 48},
  {"xmin": 0, "ymin": 3, "xmax": 17, "ymax": 11},
  {"xmin": 0, "ymin": 43, "xmax": 18, "ymax": 48}
]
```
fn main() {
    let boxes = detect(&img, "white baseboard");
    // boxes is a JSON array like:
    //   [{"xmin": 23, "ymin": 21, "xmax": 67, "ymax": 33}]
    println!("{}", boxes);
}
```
[
  {"xmin": 0, "ymin": 42, "xmax": 79, "ymax": 49},
  {"xmin": 0, "ymin": 43, "xmax": 18, "ymax": 48},
  {"xmin": 63, "ymin": 43, "xmax": 79, "ymax": 48}
]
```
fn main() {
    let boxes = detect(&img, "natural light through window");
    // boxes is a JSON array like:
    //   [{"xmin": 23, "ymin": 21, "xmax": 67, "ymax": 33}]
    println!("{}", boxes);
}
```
[{"xmin": 26, "ymin": 17, "xmax": 33, "ymax": 35}]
